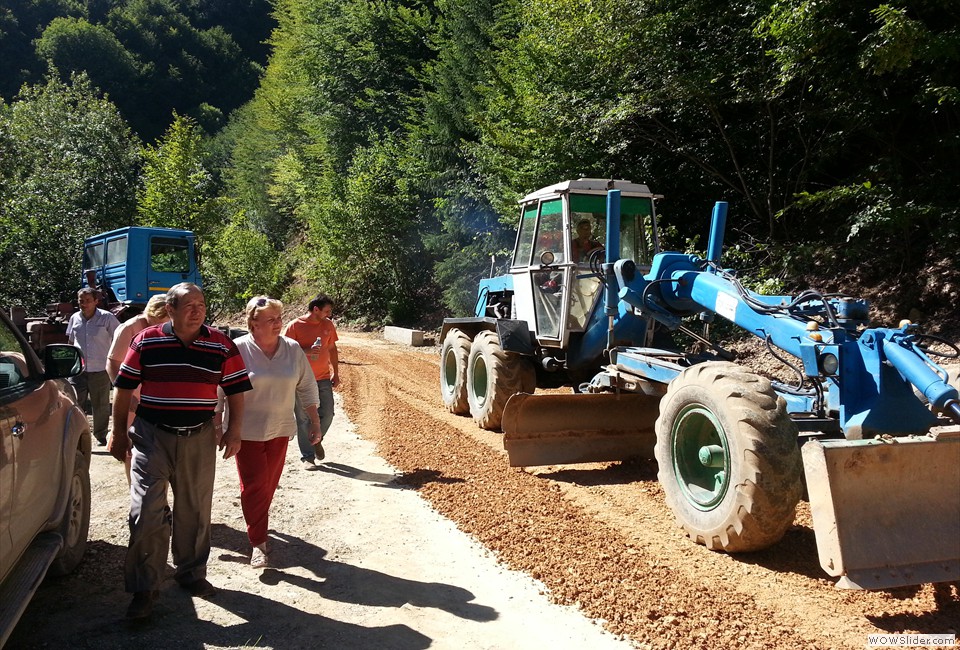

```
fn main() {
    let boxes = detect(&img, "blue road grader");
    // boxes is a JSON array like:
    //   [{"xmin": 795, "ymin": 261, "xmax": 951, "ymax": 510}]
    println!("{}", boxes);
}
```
[{"xmin": 439, "ymin": 179, "xmax": 960, "ymax": 590}]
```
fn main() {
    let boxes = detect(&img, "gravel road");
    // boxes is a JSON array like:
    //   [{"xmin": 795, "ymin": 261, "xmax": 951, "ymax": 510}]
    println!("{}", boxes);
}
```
[
  {"xmin": 8, "ymin": 332, "xmax": 959, "ymax": 649},
  {"xmin": 8, "ymin": 336, "xmax": 632, "ymax": 650}
]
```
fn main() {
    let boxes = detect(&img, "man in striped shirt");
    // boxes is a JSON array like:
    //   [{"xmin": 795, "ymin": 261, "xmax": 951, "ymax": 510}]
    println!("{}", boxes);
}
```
[{"xmin": 109, "ymin": 283, "xmax": 252, "ymax": 620}]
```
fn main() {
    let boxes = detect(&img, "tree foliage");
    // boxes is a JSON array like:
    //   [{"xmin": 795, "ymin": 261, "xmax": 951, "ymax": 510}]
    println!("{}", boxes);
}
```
[
  {"xmin": 2, "ymin": 0, "xmax": 958, "ymax": 325},
  {"xmin": 204, "ymin": 211, "xmax": 290, "ymax": 311},
  {"xmin": 138, "ymin": 113, "xmax": 219, "ymax": 252},
  {"xmin": 0, "ymin": 74, "xmax": 140, "ymax": 311},
  {"xmin": 3, "ymin": 0, "xmax": 272, "ymax": 140}
]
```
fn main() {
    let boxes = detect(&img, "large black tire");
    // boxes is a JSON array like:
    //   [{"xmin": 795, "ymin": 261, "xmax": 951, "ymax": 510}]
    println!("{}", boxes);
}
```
[
  {"xmin": 467, "ymin": 330, "xmax": 535, "ymax": 430},
  {"xmin": 440, "ymin": 328, "xmax": 471, "ymax": 414},
  {"xmin": 654, "ymin": 362, "xmax": 802, "ymax": 552},
  {"xmin": 49, "ymin": 449, "xmax": 91, "ymax": 576}
]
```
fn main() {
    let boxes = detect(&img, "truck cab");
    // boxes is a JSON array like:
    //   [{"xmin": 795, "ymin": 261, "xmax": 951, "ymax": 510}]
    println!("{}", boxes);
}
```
[{"xmin": 82, "ymin": 227, "xmax": 200, "ymax": 317}]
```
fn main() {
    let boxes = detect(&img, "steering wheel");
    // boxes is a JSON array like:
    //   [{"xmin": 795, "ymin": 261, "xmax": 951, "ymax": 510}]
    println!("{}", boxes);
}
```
[{"xmin": 587, "ymin": 247, "xmax": 606, "ymax": 278}]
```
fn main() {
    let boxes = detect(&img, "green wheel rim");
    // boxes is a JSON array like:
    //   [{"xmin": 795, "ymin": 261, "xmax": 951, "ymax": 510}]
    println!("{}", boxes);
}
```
[
  {"xmin": 672, "ymin": 404, "xmax": 730, "ymax": 510},
  {"xmin": 472, "ymin": 355, "xmax": 489, "ymax": 407},
  {"xmin": 442, "ymin": 348, "xmax": 457, "ymax": 396}
]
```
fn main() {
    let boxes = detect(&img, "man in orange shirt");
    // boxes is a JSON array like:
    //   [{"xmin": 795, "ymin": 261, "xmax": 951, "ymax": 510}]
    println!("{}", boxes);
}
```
[{"xmin": 282, "ymin": 294, "xmax": 340, "ymax": 469}]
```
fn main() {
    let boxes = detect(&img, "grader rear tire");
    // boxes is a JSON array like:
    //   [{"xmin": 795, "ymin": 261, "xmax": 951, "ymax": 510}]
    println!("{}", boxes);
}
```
[
  {"xmin": 467, "ymin": 330, "xmax": 534, "ymax": 431},
  {"xmin": 440, "ymin": 329, "xmax": 471, "ymax": 414},
  {"xmin": 654, "ymin": 362, "xmax": 803, "ymax": 552}
]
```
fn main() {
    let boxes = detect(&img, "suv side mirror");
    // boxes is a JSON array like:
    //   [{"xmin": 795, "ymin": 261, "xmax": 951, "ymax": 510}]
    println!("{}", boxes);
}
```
[{"xmin": 44, "ymin": 344, "xmax": 84, "ymax": 379}]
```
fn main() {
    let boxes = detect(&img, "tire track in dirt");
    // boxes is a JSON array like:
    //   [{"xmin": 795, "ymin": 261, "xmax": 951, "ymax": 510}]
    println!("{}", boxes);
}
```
[{"xmin": 336, "ymin": 334, "xmax": 960, "ymax": 649}]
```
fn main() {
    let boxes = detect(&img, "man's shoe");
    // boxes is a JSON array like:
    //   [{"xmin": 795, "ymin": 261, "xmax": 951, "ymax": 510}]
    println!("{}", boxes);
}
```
[
  {"xmin": 95, "ymin": 435, "xmax": 107, "ymax": 447},
  {"xmin": 301, "ymin": 458, "xmax": 318, "ymax": 470},
  {"xmin": 180, "ymin": 578, "xmax": 217, "ymax": 598},
  {"xmin": 313, "ymin": 440, "xmax": 325, "ymax": 462},
  {"xmin": 126, "ymin": 590, "xmax": 158, "ymax": 619}
]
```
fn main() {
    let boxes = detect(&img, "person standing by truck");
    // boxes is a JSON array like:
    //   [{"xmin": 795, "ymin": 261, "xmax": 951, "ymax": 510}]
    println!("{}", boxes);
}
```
[
  {"xmin": 109, "ymin": 282, "xmax": 252, "ymax": 619},
  {"xmin": 282, "ymin": 293, "xmax": 340, "ymax": 469},
  {"xmin": 67, "ymin": 287, "xmax": 119, "ymax": 445}
]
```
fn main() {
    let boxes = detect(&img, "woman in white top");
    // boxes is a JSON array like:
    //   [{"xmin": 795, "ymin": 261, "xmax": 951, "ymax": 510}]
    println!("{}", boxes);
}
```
[{"xmin": 218, "ymin": 296, "xmax": 321, "ymax": 568}]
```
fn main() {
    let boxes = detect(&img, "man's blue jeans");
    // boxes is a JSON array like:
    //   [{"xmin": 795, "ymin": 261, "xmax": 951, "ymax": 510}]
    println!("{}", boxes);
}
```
[{"xmin": 296, "ymin": 379, "xmax": 335, "ymax": 461}]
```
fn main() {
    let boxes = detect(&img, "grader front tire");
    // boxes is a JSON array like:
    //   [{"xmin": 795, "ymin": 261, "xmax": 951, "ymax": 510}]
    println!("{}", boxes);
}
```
[
  {"xmin": 654, "ymin": 362, "xmax": 803, "ymax": 552},
  {"xmin": 467, "ymin": 330, "xmax": 533, "ymax": 431}
]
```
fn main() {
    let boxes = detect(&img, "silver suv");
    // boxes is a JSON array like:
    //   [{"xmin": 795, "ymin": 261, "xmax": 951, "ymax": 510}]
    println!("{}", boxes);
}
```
[{"xmin": 0, "ymin": 309, "xmax": 90, "ymax": 647}]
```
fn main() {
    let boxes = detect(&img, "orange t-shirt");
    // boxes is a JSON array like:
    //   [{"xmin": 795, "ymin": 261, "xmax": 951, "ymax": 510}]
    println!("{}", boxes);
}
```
[{"xmin": 282, "ymin": 316, "xmax": 339, "ymax": 380}]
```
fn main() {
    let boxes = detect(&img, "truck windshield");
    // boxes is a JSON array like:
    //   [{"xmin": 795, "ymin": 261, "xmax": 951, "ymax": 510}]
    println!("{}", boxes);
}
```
[
  {"xmin": 151, "ymin": 237, "xmax": 191, "ymax": 273},
  {"xmin": 83, "ymin": 242, "xmax": 104, "ymax": 269}
]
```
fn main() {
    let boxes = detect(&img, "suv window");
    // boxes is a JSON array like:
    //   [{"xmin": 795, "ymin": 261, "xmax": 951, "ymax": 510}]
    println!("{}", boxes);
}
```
[{"xmin": 0, "ymin": 317, "xmax": 30, "ymax": 392}]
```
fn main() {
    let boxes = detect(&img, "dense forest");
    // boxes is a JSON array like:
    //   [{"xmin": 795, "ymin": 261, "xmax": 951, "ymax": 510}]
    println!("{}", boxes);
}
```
[{"xmin": 1, "ymin": 0, "xmax": 958, "ymax": 328}]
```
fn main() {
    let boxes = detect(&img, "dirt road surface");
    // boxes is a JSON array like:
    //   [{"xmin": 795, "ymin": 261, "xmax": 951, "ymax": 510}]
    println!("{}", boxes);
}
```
[{"xmin": 9, "ymin": 332, "xmax": 960, "ymax": 649}]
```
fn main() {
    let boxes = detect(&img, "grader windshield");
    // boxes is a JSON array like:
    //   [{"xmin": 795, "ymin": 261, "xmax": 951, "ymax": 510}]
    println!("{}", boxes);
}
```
[{"xmin": 513, "ymin": 191, "xmax": 657, "ymax": 343}]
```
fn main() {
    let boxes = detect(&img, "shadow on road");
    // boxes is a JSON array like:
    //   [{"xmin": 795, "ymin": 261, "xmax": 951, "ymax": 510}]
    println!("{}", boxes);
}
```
[
  {"xmin": 314, "ymin": 461, "xmax": 401, "ymax": 486},
  {"xmin": 246, "ymin": 528, "xmax": 498, "ymax": 623},
  {"xmin": 10, "ymin": 534, "xmax": 435, "ymax": 649}
]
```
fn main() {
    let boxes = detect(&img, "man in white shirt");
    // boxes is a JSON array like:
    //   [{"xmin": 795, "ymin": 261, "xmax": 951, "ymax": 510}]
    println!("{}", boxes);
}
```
[{"xmin": 67, "ymin": 287, "xmax": 119, "ymax": 445}]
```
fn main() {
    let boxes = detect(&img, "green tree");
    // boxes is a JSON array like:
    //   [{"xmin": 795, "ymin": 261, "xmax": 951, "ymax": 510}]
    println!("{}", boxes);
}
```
[
  {"xmin": 106, "ymin": 0, "xmax": 260, "ymax": 139},
  {"xmin": 408, "ymin": 0, "xmax": 520, "ymax": 315},
  {"xmin": 0, "ymin": 74, "xmax": 140, "ymax": 311},
  {"xmin": 0, "ymin": 0, "xmax": 80, "ymax": 100},
  {"xmin": 35, "ymin": 16, "xmax": 140, "ymax": 99},
  {"xmin": 138, "ymin": 113, "xmax": 219, "ymax": 253},
  {"xmin": 758, "ymin": 0, "xmax": 960, "ymax": 251},
  {"xmin": 228, "ymin": 0, "xmax": 440, "ymax": 323},
  {"xmin": 307, "ymin": 132, "xmax": 431, "ymax": 324},
  {"xmin": 204, "ymin": 211, "xmax": 290, "ymax": 310}
]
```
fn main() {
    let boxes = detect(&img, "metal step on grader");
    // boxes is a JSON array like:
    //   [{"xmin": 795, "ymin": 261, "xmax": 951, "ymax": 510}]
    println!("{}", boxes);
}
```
[{"xmin": 439, "ymin": 179, "xmax": 960, "ymax": 590}]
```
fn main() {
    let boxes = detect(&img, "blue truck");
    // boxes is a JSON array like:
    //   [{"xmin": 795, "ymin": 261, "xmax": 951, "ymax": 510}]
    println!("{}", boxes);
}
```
[
  {"xmin": 80, "ymin": 226, "xmax": 201, "ymax": 319},
  {"xmin": 13, "ymin": 226, "xmax": 203, "ymax": 351}
]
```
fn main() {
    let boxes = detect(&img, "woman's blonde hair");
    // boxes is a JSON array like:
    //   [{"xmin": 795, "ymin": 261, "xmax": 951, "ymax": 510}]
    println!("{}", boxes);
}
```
[
  {"xmin": 144, "ymin": 294, "xmax": 169, "ymax": 321},
  {"xmin": 245, "ymin": 295, "xmax": 284, "ymax": 330}
]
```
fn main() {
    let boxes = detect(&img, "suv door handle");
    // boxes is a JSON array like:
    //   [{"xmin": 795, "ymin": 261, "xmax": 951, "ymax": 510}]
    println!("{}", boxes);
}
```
[{"xmin": 12, "ymin": 420, "xmax": 26, "ymax": 438}]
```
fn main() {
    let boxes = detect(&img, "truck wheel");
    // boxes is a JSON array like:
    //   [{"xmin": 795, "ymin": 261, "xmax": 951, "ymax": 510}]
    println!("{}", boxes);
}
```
[
  {"xmin": 440, "ymin": 328, "xmax": 471, "ymax": 414},
  {"xmin": 467, "ymin": 330, "xmax": 533, "ymax": 430},
  {"xmin": 654, "ymin": 362, "xmax": 802, "ymax": 552},
  {"xmin": 49, "ymin": 450, "xmax": 91, "ymax": 576}
]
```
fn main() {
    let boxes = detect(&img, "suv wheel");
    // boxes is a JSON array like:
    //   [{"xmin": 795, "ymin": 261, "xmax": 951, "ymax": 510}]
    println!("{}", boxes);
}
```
[{"xmin": 49, "ymin": 450, "xmax": 91, "ymax": 576}]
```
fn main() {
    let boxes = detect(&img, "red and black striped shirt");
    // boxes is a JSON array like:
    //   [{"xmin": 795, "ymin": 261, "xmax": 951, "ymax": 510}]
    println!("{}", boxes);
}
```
[{"xmin": 115, "ymin": 322, "xmax": 252, "ymax": 427}]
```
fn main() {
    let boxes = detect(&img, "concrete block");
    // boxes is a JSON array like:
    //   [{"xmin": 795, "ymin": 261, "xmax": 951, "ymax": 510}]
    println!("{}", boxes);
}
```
[{"xmin": 384, "ymin": 326, "xmax": 425, "ymax": 347}]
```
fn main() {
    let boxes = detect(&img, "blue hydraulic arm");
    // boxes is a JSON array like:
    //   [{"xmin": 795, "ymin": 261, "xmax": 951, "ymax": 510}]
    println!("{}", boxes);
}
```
[{"xmin": 611, "ymin": 200, "xmax": 960, "ymax": 436}]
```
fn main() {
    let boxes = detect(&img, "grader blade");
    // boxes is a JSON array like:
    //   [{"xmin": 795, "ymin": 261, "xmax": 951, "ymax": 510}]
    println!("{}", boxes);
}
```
[
  {"xmin": 502, "ymin": 392, "xmax": 660, "ymax": 467},
  {"xmin": 801, "ymin": 430, "xmax": 960, "ymax": 590}
]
